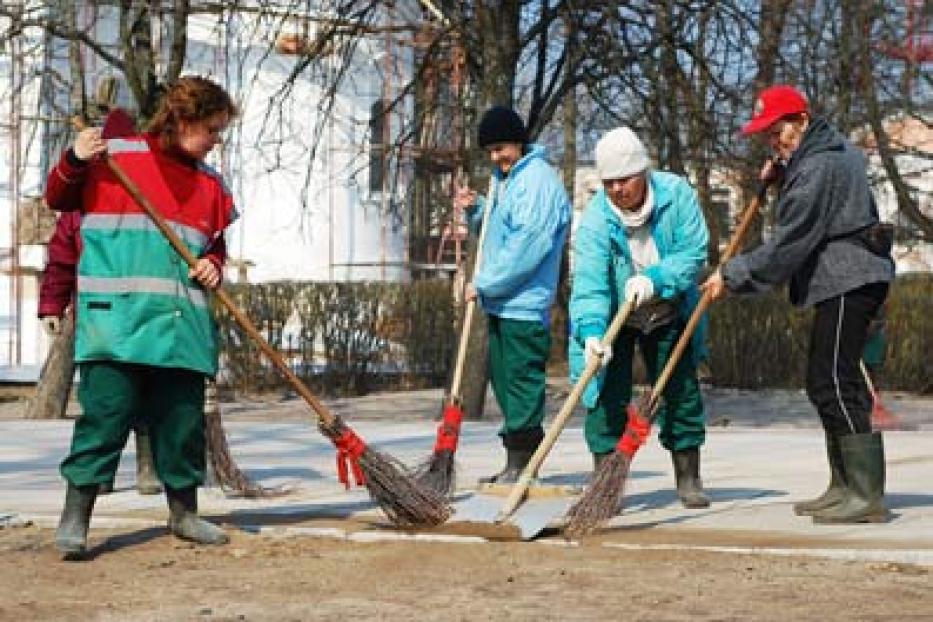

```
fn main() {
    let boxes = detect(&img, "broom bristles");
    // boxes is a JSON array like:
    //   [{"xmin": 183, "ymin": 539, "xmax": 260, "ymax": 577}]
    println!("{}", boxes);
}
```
[
  {"xmin": 321, "ymin": 417, "xmax": 452, "ymax": 527},
  {"xmin": 205, "ymin": 406, "xmax": 286, "ymax": 499},
  {"xmin": 360, "ymin": 448, "xmax": 452, "ymax": 527},
  {"xmin": 414, "ymin": 449, "xmax": 457, "ymax": 498},
  {"xmin": 564, "ymin": 450, "xmax": 632, "ymax": 537}
]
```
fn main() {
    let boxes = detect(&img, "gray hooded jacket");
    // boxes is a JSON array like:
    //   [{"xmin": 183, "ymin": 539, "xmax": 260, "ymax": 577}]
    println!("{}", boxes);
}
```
[{"xmin": 722, "ymin": 117, "xmax": 894, "ymax": 307}]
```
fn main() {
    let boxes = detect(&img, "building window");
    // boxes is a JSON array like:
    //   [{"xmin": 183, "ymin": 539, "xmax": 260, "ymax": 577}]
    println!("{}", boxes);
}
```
[{"xmin": 369, "ymin": 99, "xmax": 387, "ymax": 193}]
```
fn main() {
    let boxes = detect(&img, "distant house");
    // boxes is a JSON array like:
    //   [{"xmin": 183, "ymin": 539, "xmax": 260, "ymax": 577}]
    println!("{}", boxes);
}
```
[{"xmin": 853, "ymin": 113, "xmax": 933, "ymax": 273}]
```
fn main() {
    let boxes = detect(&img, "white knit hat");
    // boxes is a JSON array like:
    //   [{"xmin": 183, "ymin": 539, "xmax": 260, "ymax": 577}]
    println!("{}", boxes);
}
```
[{"xmin": 595, "ymin": 127, "xmax": 649, "ymax": 180}]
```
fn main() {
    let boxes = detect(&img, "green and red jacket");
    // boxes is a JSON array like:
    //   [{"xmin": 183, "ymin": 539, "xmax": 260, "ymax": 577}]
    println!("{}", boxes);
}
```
[{"xmin": 44, "ymin": 134, "xmax": 237, "ymax": 375}]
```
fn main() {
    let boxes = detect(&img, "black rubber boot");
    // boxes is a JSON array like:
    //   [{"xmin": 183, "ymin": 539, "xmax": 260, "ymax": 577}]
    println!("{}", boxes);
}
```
[
  {"xmin": 55, "ymin": 483, "xmax": 98, "ymax": 559},
  {"xmin": 794, "ymin": 433, "xmax": 846, "ymax": 516},
  {"xmin": 166, "ymin": 486, "xmax": 229, "ymax": 545},
  {"xmin": 134, "ymin": 430, "xmax": 163, "ymax": 495},
  {"xmin": 672, "ymin": 448, "xmax": 710, "ymax": 509},
  {"xmin": 813, "ymin": 432, "xmax": 889, "ymax": 524},
  {"xmin": 479, "ymin": 448, "xmax": 535, "ymax": 485}
]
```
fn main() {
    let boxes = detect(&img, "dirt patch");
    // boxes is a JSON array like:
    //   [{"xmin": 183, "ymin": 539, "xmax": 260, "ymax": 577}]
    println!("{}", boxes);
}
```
[{"xmin": 1, "ymin": 524, "xmax": 930, "ymax": 621}]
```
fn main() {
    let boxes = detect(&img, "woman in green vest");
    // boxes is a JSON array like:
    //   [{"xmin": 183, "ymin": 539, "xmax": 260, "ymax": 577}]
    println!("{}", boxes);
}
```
[{"xmin": 45, "ymin": 76, "xmax": 239, "ymax": 558}]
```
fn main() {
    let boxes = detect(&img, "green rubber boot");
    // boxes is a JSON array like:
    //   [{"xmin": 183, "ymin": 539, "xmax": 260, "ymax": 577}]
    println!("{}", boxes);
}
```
[
  {"xmin": 166, "ymin": 487, "xmax": 229, "ymax": 545},
  {"xmin": 672, "ymin": 448, "xmax": 710, "ymax": 509},
  {"xmin": 55, "ymin": 483, "xmax": 98, "ymax": 559},
  {"xmin": 794, "ymin": 433, "xmax": 846, "ymax": 516},
  {"xmin": 813, "ymin": 432, "xmax": 889, "ymax": 524}
]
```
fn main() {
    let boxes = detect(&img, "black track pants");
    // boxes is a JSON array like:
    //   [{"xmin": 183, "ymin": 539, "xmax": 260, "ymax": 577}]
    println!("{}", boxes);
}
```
[{"xmin": 806, "ymin": 282, "xmax": 888, "ymax": 436}]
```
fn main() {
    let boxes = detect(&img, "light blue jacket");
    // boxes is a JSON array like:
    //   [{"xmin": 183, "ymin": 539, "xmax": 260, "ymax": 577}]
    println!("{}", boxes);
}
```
[
  {"xmin": 569, "ymin": 171, "xmax": 709, "ymax": 408},
  {"xmin": 466, "ymin": 144, "xmax": 571, "ymax": 324}
]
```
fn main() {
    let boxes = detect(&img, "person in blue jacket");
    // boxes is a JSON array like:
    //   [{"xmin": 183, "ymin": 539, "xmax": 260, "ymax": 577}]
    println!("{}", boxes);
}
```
[
  {"xmin": 454, "ymin": 105, "xmax": 571, "ymax": 484},
  {"xmin": 569, "ymin": 126, "xmax": 710, "ymax": 508}
]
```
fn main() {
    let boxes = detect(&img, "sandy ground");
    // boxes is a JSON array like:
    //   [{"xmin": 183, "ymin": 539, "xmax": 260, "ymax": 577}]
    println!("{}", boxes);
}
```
[
  {"xmin": 1, "ymin": 384, "xmax": 932, "ymax": 621},
  {"xmin": 1, "ymin": 522, "xmax": 931, "ymax": 622}
]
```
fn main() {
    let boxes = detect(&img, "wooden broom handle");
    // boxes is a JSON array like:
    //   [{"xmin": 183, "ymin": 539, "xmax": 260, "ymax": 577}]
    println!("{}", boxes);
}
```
[
  {"xmin": 497, "ymin": 301, "xmax": 637, "ymax": 520},
  {"xmin": 448, "ymin": 175, "xmax": 498, "ymax": 402},
  {"xmin": 646, "ymin": 184, "xmax": 769, "ymax": 417},
  {"xmin": 74, "ymin": 119, "xmax": 338, "ymax": 427}
]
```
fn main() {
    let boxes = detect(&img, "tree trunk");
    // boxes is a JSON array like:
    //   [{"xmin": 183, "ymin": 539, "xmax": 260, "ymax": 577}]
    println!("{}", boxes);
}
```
[
  {"xmin": 550, "ymin": 76, "xmax": 576, "ymax": 373},
  {"xmin": 458, "ymin": 241, "xmax": 490, "ymax": 421},
  {"xmin": 64, "ymin": 0, "xmax": 87, "ymax": 120},
  {"xmin": 656, "ymin": 0, "xmax": 685, "ymax": 174},
  {"xmin": 458, "ymin": 0, "xmax": 522, "ymax": 420},
  {"xmin": 744, "ymin": 0, "xmax": 794, "ymax": 248},
  {"xmin": 849, "ymin": 2, "xmax": 933, "ymax": 242},
  {"xmin": 684, "ymin": 6, "xmax": 720, "ymax": 266},
  {"xmin": 25, "ymin": 314, "xmax": 75, "ymax": 420}
]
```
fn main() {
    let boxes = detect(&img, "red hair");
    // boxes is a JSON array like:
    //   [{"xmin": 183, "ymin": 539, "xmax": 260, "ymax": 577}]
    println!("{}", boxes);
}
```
[{"xmin": 146, "ymin": 75, "xmax": 238, "ymax": 139}]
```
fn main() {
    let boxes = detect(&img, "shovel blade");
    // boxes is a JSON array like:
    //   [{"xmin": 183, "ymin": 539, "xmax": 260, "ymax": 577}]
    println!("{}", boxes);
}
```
[{"xmin": 446, "ymin": 489, "xmax": 576, "ymax": 541}]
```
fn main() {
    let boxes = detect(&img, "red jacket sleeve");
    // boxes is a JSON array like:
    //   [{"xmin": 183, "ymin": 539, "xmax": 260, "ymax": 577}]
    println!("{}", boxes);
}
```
[
  {"xmin": 203, "ymin": 178, "xmax": 234, "ymax": 278},
  {"xmin": 45, "ymin": 109, "xmax": 137, "ymax": 211},
  {"xmin": 44, "ymin": 149, "xmax": 89, "ymax": 212},
  {"xmin": 38, "ymin": 212, "xmax": 81, "ymax": 317}
]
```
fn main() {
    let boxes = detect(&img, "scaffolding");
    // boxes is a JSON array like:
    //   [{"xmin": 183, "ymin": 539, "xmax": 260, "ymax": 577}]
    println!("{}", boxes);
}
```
[{"xmin": 1, "ymin": 16, "xmax": 24, "ymax": 366}]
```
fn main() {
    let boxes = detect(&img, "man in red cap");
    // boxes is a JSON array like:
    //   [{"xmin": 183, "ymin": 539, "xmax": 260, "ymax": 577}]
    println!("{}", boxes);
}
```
[{"xmin": 702, "ymin": 85, "xmax": 895, "ymax": 524}]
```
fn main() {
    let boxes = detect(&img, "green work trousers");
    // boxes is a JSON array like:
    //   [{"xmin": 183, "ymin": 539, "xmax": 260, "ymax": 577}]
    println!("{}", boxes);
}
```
[
  {"xmin": 586, "ymin": 320, "xmax": 705, "ymax": 455},
  {"xmin": 60, "ymin": 361, "xmax": 207, "ymax": 490},
  {"xmin": 487, "ymin": 315, "xmax": 550, "ymax": 450}
]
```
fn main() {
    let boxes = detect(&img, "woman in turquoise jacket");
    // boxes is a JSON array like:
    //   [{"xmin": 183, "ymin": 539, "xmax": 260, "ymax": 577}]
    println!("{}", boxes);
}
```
[
  {"xmin": 455, "ymin": 106, "xmax": 571, "ymax": 483},
  {"xmin": 569, "ymin": 126, "xmax": 710, "ymax": 508}
]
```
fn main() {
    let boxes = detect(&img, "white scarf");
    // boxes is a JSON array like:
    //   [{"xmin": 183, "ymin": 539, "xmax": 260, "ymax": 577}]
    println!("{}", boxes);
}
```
[
  {"xmin": 608, "ymin": 183, "xmax": 658, "ymax": 273},
  {"xmin": 608, "ymin": 182, "xmax": 654, "ymax": 228}
]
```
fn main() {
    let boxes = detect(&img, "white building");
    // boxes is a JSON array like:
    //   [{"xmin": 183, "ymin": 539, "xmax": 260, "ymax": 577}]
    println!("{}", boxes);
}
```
[{"xmin": 0, "ymin": 1, "xmax": 424, "ymax": 370}]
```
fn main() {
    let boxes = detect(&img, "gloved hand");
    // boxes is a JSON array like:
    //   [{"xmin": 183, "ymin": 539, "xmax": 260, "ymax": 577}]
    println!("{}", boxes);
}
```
[
  {"xmin": 41, "ymin": 316, "xmax": 62, "ymax": 336},
  {"xmin": 624, "ymin": 275, "xmax": 655, "ymax": 307},
  {"xmin": 584, "ymin": 337, "xmax": 612, "ymax": 369}
]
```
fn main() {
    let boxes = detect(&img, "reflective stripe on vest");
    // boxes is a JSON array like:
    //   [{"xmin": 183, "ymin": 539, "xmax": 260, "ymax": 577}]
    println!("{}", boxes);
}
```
[
  {"xmin": 82, "ymin": 213, "xmax": 209, "ymax": 251},
  {"xmin": 107, "ymin": 138, "xmax": 150, "ymax": 154},
  {"xmin": 78, "ymin": 276, "xmax": 209, "ymax": 308}
]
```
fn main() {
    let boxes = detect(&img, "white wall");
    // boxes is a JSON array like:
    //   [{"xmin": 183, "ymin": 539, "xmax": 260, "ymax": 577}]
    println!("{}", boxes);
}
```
[
  {"xmin": 183, "ymin": 9, "xmax": 412, "ymax": 283},
  {"xmin": 0, "ymin": 2, "xmax": 418, "ymax": 366}
]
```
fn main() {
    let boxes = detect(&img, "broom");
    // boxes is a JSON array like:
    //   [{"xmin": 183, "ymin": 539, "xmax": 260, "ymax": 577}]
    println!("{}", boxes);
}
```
[
  {"xmin": 496, "ymin": 301, "xmax": 636, "ymax": 521},
  {"xmin": 75, "ymin": 119, "xmax": 451, "ymax": 527},
  {"xmin": 415, "ymin": 175, "xmax": 498, "ymax": 496},
  {"xmin": 860, "ymin": 360, "xmax": 912, "ymax": 431},
  {"xmin": 565, "ymin": 184, "xmax": 770, "ymax": 536}
]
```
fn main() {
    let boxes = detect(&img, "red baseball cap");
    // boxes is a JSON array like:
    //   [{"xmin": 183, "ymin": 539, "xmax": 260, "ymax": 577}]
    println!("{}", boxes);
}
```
[{"xmin": 741, "ymin": 85, "xmax": 808, "ymax": 135}]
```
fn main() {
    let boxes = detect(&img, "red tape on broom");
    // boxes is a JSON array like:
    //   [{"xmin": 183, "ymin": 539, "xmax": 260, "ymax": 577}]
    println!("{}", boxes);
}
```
[
  {"xmin": 334, "ymin": 429, "xmax": 367, "ymax": 488},
  {"xmin": 615, "ymin": 404, "xmax": 651, "ymax": 458},
  {"xmin": 433, "ymin": 404, "xmax": 464, "ymax": 453}
]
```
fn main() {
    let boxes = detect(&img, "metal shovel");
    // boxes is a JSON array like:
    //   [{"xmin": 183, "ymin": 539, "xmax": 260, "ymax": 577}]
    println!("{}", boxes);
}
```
[{"xmin": 446, "ymin": 301, "xmax": 636, "ymax": 540}]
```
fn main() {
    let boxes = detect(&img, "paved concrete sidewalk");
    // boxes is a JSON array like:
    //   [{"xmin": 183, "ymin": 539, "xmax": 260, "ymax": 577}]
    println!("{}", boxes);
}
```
[{"xmin": 1, "ymin": 388, "xmax": 931, "ymax": 565}]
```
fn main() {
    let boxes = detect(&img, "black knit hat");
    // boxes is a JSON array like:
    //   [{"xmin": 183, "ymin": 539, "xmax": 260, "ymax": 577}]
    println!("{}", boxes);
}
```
[{"xmin": 477, "ymin": 105, "xmax": 527, "ymax": 148}]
